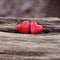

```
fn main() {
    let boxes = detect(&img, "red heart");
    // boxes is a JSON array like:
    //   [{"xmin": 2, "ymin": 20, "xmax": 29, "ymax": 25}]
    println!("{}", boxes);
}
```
[
  {"xmin": 16, "ymin": 21, "xmax": 30, "ymax": 33},
  {"xmin": 30, "ymin": 22, "xmax": 43, "ymax": 34}
]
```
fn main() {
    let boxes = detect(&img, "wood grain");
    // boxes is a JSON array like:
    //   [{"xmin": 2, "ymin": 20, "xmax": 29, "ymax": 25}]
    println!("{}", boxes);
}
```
[{"xmin": 0, "ymin": 17, "xmax": 60, "ymax": 60}]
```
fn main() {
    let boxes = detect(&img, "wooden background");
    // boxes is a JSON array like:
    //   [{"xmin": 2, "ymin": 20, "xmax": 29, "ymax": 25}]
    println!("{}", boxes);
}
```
[{"xmin": 0, "ymin": 17, "xmax": 60, "ymax": 60}]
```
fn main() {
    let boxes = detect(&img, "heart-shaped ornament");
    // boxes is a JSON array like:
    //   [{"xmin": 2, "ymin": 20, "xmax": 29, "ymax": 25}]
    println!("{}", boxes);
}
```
[
  {"xmin": 16, "ymin": 20, "xmax": 30, "ymax": 33},
  {"xmin": 30, "ymin": 22, "xmax": 43, "ymax": 34}
]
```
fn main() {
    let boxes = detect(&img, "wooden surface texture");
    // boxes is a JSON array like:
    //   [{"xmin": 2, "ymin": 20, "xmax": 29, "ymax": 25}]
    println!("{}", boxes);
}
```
[{"xmin": 0, "ymin": 17, "xmax": 60, "ymax": 60}]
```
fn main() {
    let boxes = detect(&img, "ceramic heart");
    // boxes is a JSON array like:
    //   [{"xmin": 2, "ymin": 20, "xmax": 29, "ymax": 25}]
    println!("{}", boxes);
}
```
[
  {"xmin": 30, "ymin": 22, "xmax": 43, "ymax": 34},
  {"xmin": 16, "ymin": 21, "xmax": 30, "ymax": 33}
]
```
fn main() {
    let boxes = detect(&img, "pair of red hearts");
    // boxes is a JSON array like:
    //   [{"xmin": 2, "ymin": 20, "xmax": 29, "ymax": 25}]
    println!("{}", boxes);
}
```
[{"xmin": 16, "ymin": 20, "xmax": 43, "ymax": 34}]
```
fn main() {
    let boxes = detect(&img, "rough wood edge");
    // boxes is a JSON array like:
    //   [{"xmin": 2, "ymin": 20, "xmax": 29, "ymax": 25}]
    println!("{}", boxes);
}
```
[{"xmin": 0, "ymin": 17, "xmax": 60, "ymax": 20}]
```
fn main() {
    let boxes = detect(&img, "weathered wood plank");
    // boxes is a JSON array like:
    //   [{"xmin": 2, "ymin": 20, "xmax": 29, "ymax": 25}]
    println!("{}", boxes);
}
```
[
  {"xmin": 0, "ymin": 32, "xmax": 60, "ymax": 60},
  {"xmin": 0, "ymin": 17, "xmax": 60, "ymax": 60},
  {"xmin": 0, "ymin": 17, "xmax": 60, "ymax": 33}
]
